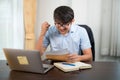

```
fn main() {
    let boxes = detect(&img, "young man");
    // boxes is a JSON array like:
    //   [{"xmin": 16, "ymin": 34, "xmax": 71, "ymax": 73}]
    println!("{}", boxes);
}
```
[{"xmin": 36, "ymin": 6, "xmax": 92, "ymax": 62}]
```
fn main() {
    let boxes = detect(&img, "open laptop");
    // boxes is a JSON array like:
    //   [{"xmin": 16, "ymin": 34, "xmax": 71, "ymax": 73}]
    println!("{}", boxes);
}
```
[{"xmin": 3, "ymin": 48, "xmax": 54, "ymax": 74}]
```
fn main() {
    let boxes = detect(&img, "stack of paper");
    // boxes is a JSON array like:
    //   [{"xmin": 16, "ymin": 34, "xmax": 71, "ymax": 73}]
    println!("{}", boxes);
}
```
[
  {"xmin": 54, "ymin": 62, "xmax": 92, "ymax": 72},
  {"xmin": 45, "ymin": 49, "xmax": 69, "ymax": 61}
]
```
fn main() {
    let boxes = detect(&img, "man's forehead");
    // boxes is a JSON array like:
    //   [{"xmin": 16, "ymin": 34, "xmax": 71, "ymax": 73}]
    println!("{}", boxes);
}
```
[
  {"xmin": 55, "ymin": 21, "xmax": 69, "ymax": 25},
  {"xmin": 54, "ymin": 20, "xmax": 62, "ymax": 23}
]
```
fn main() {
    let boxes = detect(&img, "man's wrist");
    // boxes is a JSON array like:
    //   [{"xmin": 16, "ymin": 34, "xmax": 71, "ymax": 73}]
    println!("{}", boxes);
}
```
[
  {"xmin": 40, "ymin": 32, "xmax": 46, "ymax": 37},
  {"xmin": 78, "ymin": 55, "xmax": 82, "ymax": 62}
]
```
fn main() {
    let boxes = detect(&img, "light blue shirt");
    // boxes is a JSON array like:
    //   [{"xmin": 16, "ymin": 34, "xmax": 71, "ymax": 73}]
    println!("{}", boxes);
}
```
[{"xmin": 43, "ymin": 24, "xmax": 91, "ymax": 55}]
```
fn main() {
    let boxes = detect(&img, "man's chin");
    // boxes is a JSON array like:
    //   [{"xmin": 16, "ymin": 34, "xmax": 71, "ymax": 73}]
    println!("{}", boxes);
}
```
[{"xmin": 60, "ymin": 32, "xmax": 67, "ymax": 35}]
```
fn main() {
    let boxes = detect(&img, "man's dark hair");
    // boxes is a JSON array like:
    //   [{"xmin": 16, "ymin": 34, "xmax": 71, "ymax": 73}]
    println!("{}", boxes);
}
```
[{"xmin": 54, "ymin": 6, "xmax": 74, "ymax": 24}]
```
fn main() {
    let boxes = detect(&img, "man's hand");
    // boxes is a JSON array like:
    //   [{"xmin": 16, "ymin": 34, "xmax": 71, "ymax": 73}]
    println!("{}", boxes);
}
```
[
  {"xmin": 40, "ymin": 21, "xmax": 50, "ymax": 36},
  {"xmin": 66, "ymin": 53, "xmax": 80, "ymax": 63}
]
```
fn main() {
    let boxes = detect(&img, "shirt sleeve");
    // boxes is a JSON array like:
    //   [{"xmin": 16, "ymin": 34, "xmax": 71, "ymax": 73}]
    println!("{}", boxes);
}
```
[{"xmin": 80, "ymin": 28, "xmax": 91, "ymax": 50}]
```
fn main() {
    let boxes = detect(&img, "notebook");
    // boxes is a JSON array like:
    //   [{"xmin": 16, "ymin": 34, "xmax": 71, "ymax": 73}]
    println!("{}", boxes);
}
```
[
  {"xmin": 3, "ymin": 48, "xmax": 54, "ymax": 74},
  {"xmin": 54, "ymin": 62, "xmax": 92, "ymax": 72}
]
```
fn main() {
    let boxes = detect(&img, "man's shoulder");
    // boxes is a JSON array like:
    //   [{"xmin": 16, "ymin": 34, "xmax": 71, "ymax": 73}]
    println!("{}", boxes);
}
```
[
  {"xmin": 71, "ymin": 24, "xmax": 86, "ymax": 33},
  {"xmin": 46, "ymin": 25, "xmax": 59, "ymax": 36},
  {"xmin": 48, "ymin": 25, "xmax": 57, "ymax": 32},
  {"xmin": 48, "ymin": 25, "xmax": 56, "ymax": 30}
]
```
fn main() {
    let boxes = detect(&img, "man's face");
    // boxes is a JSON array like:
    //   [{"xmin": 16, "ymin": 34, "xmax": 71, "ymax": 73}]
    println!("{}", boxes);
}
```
[{"xmin": 55, "ymin": 22, "xmax": 72, "ymax": 35}]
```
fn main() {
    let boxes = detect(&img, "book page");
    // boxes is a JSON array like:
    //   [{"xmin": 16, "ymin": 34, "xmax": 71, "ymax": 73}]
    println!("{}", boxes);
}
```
[
  {"xmin": 73, "ymin": 62, "xmax": 92, "ymax": 69},
  {"xmin": 45, "ymin": 49, "xmax": 69, "ymax": 55}
]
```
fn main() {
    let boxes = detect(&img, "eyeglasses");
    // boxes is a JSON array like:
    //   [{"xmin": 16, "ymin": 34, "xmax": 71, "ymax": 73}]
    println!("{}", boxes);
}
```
[{"xmin": 55, "ymin": 22, "xmax": 71, "ymax": 28}]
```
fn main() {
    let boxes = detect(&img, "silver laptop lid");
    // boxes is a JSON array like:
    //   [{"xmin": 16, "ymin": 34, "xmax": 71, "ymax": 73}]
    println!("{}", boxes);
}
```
[{"xmin": 3, "ymin": 48, "xmax": 54, "ymax": 73}]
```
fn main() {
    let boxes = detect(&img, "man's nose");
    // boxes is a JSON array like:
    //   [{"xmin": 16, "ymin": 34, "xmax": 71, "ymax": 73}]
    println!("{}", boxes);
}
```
[{"xmin": 59, "ymin": 26, "xmax": 65, "ymax": 29}]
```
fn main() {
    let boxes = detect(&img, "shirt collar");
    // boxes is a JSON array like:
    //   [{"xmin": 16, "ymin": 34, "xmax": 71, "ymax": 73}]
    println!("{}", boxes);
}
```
[{"xmin": 69, "ymin": 24, "xmax": 76, "ymax": 34}]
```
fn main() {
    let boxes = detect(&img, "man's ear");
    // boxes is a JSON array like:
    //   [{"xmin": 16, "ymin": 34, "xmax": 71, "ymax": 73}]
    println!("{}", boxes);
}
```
[{"xmin": 72, "ymin": 19, "xmax": 75, "ymax": 22}]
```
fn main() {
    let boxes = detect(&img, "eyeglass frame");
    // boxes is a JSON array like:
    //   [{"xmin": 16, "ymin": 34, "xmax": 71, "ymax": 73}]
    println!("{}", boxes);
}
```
[{"xmin": 54, "ymin": 22, "xmax": 72, "ymax": 28}]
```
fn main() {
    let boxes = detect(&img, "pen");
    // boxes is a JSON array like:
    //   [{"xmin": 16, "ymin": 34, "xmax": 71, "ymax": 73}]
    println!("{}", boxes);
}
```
[{"xmin": 62, "ymin": 63, "xmax": 75, "ymax": 66}]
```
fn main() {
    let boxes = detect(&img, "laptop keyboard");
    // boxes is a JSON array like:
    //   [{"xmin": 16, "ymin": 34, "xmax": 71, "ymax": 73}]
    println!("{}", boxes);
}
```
[{"xmin": 43, "ymin": 64, "xmax": 51, "ymax": 70}]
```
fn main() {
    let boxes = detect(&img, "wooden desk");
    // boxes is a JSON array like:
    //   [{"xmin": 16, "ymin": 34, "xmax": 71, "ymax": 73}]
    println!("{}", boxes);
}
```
[{"xmin": 0, "ymin": 60, "xmax": 120, "ymax": 80}]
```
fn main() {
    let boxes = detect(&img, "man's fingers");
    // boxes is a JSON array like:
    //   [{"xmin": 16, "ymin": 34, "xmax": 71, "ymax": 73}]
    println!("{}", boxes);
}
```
[
  {"xmin": 68, "ymin": 54, "xmax": 77, "ymax": 59},
  {"xmin": 66, "ymin": 54, "xmax": 80, "ymax": 62}
]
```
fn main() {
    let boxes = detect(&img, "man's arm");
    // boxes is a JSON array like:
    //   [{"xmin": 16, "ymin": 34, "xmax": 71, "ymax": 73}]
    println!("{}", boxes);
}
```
[
  {"xmin": 36, "ymin": 35, "xmax": 47, "ymax": 55},
  {"xmin": 79, "ymin": 48, "xmax": 92, "ymax": 61},
  {"xmin": 66, "ymin": 48, "xmax": 92, "ymax": 62},
  {"xmin": 35, "ymin": 22, "xmax": 50, "ymax": 55}
]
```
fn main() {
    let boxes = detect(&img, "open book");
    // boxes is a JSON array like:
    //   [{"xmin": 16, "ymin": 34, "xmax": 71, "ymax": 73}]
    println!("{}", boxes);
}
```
[{"xmin": 54, "ymin": 62, "xmax": 92, "ymax": 72}]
